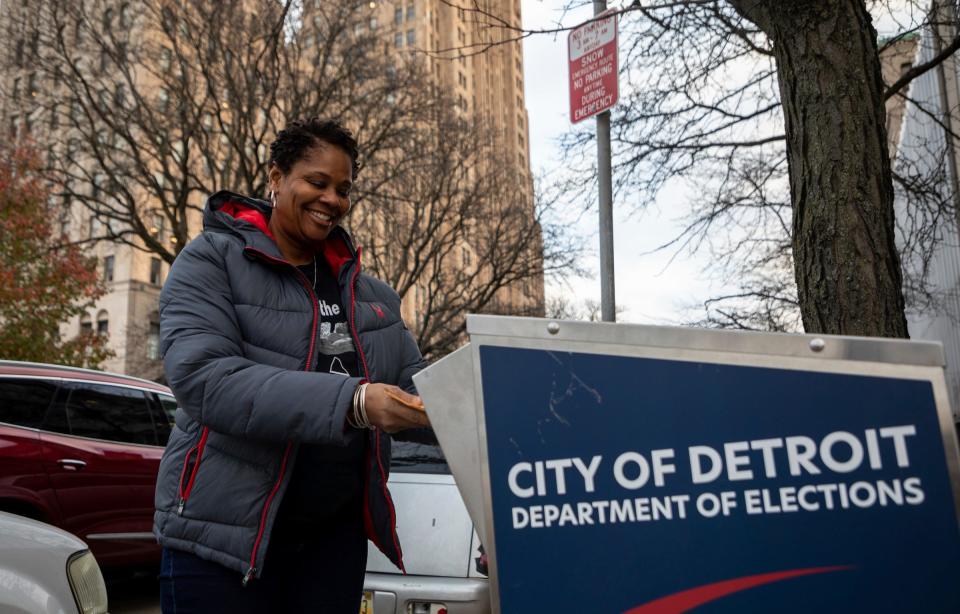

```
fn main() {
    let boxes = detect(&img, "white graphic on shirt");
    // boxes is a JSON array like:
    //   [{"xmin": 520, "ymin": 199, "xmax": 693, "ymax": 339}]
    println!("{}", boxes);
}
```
[
  {"xmin": 328, "ymin": 356, "xmax": 350, "ymax": 376},
  {"xmin": 318, "ymin": 299, "xmax": 341, "ymax": 317},
  {"xmin": 317, "ymin": 321, "xmax": 355, "ymax": 376}
]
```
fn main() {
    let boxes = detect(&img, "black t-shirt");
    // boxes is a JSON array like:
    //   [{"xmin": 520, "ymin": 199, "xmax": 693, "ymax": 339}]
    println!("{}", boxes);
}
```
[
  {"xmin": 304, "ymin": 257, "xmax": 359, "ymax": 378},
  {"xmin": 272, "ymin": 257, "xmax": 366, "ymax": 547}
]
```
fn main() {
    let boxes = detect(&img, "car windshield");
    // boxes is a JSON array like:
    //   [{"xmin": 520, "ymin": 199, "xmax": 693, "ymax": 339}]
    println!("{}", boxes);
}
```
[{"xmin": 390, "ymin": 438, "xmax": 449, "ymax": 474}]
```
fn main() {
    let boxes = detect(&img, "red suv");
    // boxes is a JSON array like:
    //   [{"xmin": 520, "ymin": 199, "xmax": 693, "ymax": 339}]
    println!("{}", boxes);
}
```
[{"xmin": 0, "ymin": 360, "xmax": 175, "ymax": 568}]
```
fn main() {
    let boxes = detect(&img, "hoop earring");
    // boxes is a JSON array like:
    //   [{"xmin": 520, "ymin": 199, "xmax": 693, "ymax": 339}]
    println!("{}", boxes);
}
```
[{"xmin": 269, "ymin": 190, "xmax": 277, "ymax": 209}]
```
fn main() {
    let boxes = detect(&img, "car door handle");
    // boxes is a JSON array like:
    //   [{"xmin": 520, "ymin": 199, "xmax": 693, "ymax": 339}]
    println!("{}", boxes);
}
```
[{"xmin": 57, "ymin": 459, "xmax": 87, "ymax": 471}]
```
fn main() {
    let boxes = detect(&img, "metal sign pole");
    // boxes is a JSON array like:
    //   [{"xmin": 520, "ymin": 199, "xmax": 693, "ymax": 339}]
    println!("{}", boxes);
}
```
[{"xmin": 594, "ymin": 0, "xmax": 616, "ymax": 322}]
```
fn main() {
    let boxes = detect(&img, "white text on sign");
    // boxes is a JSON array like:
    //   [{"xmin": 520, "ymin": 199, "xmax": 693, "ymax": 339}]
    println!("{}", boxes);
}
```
[{"xmin": 507, "ymin": 425, "xmax": 927, "ymax": 529}]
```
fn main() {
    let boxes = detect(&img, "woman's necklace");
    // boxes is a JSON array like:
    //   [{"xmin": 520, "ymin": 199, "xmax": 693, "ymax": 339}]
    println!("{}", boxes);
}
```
[{"xmin": 312, "ymin": 255, "xmax": 318, "ymax": 289}]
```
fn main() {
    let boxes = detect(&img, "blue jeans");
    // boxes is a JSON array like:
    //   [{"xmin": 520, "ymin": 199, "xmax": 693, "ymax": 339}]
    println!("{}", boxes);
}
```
[{"xmin": 159, "ymin": 518, "xmax": 368, "ymax": 613}]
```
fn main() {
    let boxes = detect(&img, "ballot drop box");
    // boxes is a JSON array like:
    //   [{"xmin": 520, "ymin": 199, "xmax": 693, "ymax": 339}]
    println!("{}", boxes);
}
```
[{"xmin": 412, "ymin": 315, "xmax": 960, "ymax": 613}]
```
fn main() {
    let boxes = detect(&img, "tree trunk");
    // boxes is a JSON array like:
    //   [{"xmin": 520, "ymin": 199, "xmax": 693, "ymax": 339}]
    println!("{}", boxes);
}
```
[{"xmin": 729, "ymin": 0, "xmax": 909, "ymax": 337}]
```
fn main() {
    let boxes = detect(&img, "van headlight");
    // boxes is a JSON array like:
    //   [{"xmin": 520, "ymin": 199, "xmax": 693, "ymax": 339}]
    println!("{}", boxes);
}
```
[{"xmin": 66, "ymin": 550, "xmax": 108, "ymax": 614}]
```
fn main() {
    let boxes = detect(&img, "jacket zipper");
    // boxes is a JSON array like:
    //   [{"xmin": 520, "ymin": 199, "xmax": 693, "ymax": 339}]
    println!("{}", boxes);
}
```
[
  {"xmin": 176, "ymin": 427, "xmax": 210, "ymax": 515},
  {"xmin": 241, "ymin": 247, "xmax": 320, "ymax": 585},
  {"xmin": 347, "ymin": 248, "xmax": 405, "ymax": 571}
]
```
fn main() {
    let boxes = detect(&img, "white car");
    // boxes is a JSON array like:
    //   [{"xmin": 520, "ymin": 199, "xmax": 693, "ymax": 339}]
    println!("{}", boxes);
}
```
[
  {"xmin": 364, "ymin": 441, "xmax": 490, "ymax": 614},
  {"xmin": 0, "ymin": 511, "xmax": 109, "ymax": 614}
]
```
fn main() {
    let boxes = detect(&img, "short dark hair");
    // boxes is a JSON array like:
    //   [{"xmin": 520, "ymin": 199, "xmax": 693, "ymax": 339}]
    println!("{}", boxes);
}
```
[{"xmin": 268, "ymin": 118, "xmax": 360, "ymax": 177}]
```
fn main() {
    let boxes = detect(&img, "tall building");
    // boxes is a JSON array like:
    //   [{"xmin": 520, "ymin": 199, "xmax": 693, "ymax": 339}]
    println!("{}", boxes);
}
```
[
  {"xmin": 1, "ymin": 0, "xmax": 541, "ymax": 379},
  {"xmin": 300, "ymin": 0, "xmax": 540, "ymax": 328},
  {"xmin": 887, "ymin": 3, "xmax": 960, "ymax": 415}
]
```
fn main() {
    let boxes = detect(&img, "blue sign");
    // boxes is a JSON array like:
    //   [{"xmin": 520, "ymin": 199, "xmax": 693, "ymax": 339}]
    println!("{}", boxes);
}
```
[{"xmin": 478, "ymin": 346, "xmax": 960, "ymax": 612}]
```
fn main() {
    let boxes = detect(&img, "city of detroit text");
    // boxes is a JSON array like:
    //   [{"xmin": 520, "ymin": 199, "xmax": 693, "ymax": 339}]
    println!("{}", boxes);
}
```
[{"xmin": 508, "ymin": 425, "xmax": 924, "ymax": 529}]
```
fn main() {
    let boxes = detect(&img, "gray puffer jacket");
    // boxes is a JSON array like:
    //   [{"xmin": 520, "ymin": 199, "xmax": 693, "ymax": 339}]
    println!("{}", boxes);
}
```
[{"xmin": 154, "ymin": 191, "xmax": 426, "ymax": 584}]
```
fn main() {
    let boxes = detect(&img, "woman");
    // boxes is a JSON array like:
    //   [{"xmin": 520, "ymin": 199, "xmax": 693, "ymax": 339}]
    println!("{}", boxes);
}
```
[{"xmin": 154, "ymin": 118, "xmax": 430, "ymax": 612}]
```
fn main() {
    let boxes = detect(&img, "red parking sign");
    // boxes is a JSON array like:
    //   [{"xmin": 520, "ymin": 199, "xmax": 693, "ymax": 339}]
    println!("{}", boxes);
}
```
[{"xmin": 568, "ymin": 13, "xmax": 619, "ymax": 123}]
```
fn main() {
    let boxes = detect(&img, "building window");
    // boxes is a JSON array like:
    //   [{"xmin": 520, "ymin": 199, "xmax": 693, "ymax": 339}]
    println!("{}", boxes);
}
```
[
  {"xmin": 147, "ymin": 313, "xmax": 160, "ymax": 360},
  {"xmin": 103, "ymin": 255, "xmax": 114, "ymax": 282},
  {"xmin": 151, "ymin": 213, "xmax": 165, "ymax": 238},
  {"xmin": 394, "ymin": 32, "xmax": 402, "ymax": 47},
  {"xmin": 406, "ymin": 4, "xmax": 415, "ymax": 20},
  {"xmin": 80, "ymin": 313, "xmax": 93, "ymax": 334},
  {"xmin": 150, "ymin": 257, "xmax": 162, "ymax": 285},
  {"xmin": 369, "ymin": 17, "xmax": 378, "ymax": 29},
  {"xmin": 97, "ymin": 89, "xmax": 109, "ymax": 113},
  {"xmin": 59, "ymin": 208, "xmax": 70, "ymax": 237},
  {"xmin": 394, "ymin": 7, "xmax": 402, "ymax": 25},
  {"xmin": 119, "ymin": 3, "xmax": 132, "ymax": 28},
  {"xmin": 12, "ymin": 77, "xmax": 20, "ymax": 99},
  {"xmin": 96, "ymin": 310, "xmax": 109, "ymax": 335},
  {"xmin": 160, "ymin": 47, "xmax": 172, "ymax": 71},
  {"xmin": 92, "ymin": 173, "xmax": 105, "ymax": 200},
  {"xmin": 406, "ymin": 29, "xmax": 415, "ymax": 46}
]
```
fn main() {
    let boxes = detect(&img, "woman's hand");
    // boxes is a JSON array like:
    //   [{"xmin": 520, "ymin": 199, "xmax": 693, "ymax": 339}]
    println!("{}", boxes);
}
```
[{"xmin": 363, "ymin": 383, "xmax": 431, "ymax": 433}]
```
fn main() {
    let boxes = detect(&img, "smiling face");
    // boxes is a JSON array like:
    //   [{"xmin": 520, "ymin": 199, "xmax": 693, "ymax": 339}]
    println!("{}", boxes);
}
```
[{"xmin": 267, "ymin": 140, "xmax": 354, "ymax": 264}]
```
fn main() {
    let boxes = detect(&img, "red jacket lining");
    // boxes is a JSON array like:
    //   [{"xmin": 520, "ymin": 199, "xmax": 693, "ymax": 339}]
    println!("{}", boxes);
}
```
[{"xmin": 218, "ymin": 200, "xmax": 354, "ymax": 275}]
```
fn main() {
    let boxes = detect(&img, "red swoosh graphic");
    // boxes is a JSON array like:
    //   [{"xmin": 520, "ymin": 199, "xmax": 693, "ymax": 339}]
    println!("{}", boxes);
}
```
[{"xmin": 623, "ymin": 565, "xmax": 854, "ymax": 614}]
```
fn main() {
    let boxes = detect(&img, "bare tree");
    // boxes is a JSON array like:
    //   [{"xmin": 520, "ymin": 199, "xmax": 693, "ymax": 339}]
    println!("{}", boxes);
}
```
[
  {"xmin": 24, "ymin": 0, "xmax": 432, "ymax": 262},
  {"xmin": 4, "ymin": 0, "xmax": 581, "ymax": 358},
  {"xmin": 352, "ymin": 109, "xmax": 584, "ymax": 357},
  {"xmin": 450, "ymin": 0, "xmax": 960, "ymax": 337},
  {"xmin": 545, "ymin": 295, "xmax": 626, "ymax": 322}
]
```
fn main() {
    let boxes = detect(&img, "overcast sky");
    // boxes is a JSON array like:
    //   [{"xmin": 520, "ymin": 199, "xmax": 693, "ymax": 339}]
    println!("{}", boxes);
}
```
[
  {"xmin": 520, "ymin": 0, "xmax": 716, "ymax": 324},
  {"xmin": 518, "ymin": 1, "xmax": 919, "ymax": 323}
]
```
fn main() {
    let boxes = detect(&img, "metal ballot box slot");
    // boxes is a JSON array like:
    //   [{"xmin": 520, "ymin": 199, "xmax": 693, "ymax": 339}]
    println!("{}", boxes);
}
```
[{"xmin": 413, "ymin": 315, "xmax": 960, "ymax": 613}]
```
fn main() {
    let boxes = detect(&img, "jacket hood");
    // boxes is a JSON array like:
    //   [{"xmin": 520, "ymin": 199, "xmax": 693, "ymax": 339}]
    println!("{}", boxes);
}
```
[{"xmin": 203, "ymin": 190, "xmax": 357, "ymax": 276}]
